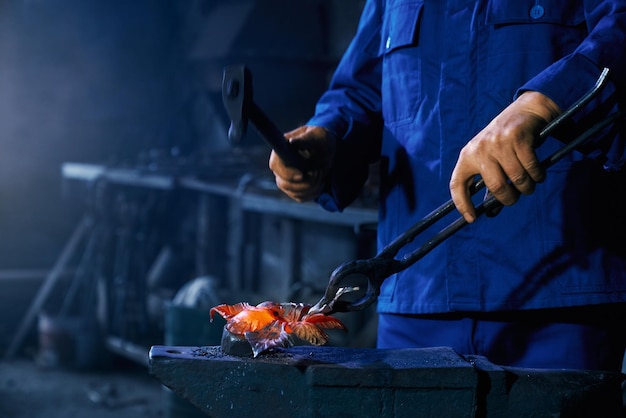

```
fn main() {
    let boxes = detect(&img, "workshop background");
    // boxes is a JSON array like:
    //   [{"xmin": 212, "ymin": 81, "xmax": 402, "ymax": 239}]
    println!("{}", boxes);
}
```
[
  {"xmin": 0, "ymin": 0, "xmax": 376, "ymax": 355},
  {"xmin": 0, "ymin": 0, "xmax": 373, "ymax": 416},
  {"xmin": 2, "ymin": 1, "xmax": 626, "ymax": 418}
]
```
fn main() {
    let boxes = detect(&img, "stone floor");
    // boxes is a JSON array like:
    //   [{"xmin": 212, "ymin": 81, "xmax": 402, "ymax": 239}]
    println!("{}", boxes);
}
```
[{"xmin": 0, "ymin": 356, "xmax": 181, "ymax": 418}]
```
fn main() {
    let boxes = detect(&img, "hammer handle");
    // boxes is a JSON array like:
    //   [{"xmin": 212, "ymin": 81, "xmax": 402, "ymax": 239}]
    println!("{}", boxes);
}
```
[{"xmin": 250, "ymin": 102, "xmax": 313, "ymax": 173}]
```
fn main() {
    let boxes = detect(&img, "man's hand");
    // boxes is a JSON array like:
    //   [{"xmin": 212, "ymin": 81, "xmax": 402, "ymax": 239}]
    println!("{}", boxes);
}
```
[
  {"xmin": 449, "ymin": 91, "xmax": 561, "ymax": 223},
  {"xmin": 269, "ymin": 125, "xmax": 336, "ymax": 202}
]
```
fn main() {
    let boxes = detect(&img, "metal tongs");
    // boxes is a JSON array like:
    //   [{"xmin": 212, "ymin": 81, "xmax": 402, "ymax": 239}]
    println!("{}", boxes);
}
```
[{"xmin": 310, "ymin": 67, "xmax": 624, "ymax": 316}]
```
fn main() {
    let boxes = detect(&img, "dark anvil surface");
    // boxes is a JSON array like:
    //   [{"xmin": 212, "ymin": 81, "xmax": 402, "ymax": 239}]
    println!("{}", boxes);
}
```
[
  {"xmin": 151, "ymin": 344, "xmax": 475, "ymax": 387},
  {"xmin": 150, "ymin": 345, "xmax": 478, "ymax": 417}
]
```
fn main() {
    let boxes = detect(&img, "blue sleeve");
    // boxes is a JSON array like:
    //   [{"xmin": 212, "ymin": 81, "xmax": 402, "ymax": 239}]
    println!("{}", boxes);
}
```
[
  {"xmin": 517, "ymin": 0, "xmax": 626, "ymax": 170},
  {"xmin": 308, "ymin": 0, "xmax": 384, "ymax": 212}
]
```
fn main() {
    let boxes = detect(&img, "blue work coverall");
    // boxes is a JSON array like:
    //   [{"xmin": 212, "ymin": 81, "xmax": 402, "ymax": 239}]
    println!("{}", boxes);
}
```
[{"xmin": 308, "ymin": 0, "xmax": 626, "ymax": 369}]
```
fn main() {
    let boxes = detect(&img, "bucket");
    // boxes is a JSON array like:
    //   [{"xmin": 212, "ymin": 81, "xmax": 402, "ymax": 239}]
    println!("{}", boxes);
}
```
[
  {"xmin": 37, "ymin": 313, "xmax": 103, "ymax": 369},
  {"xmin": 164, "ymin": 303, "xmax": 223, "ymax": 347}
]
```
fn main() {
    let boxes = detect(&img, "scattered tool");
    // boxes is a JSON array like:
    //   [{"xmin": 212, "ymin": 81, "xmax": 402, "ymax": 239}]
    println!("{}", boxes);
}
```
[{"xmin": 310, "ymin": 67, "xmax": 625, "ymax": 316}]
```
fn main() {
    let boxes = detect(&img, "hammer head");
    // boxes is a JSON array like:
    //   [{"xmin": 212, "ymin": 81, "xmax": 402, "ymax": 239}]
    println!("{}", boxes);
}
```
[{"xmin": 222, "ymin": 64, "xmax": 252, "ymax": 144}]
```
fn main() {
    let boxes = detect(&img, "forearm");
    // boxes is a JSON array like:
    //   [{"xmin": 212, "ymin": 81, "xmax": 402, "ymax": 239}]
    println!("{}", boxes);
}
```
[{"xmin": 519, "ymin": 1, "xmax": 626, "ymax": 112}]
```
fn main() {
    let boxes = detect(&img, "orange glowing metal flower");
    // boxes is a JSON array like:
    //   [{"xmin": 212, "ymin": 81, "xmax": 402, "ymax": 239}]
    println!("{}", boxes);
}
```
[{"xmin": 210, "ymin": 301, "xmax": 347, "ymax": 357}]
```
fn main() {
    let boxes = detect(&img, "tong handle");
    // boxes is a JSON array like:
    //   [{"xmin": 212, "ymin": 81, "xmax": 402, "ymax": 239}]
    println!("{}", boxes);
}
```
[
  {"xmin": 382, "ymin": 67, "xmax": 612, "ymax": 262},
  {"xmin": 396, "ymin": 68, "xmax": 617, "ymax": 270}
]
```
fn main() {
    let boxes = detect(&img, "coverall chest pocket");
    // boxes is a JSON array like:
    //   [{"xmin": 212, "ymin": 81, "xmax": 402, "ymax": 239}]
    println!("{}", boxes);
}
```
[
  {"xmin": 484, "ymin": 0, "xmax": 587, "ymax": 106},
  {"xmin": 379, "ymin": 0, "xmax": 424, "ymax": 125}
]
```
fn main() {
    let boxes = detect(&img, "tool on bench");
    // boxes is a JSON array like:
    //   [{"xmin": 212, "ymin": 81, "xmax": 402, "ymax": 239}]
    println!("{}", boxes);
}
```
[
  {"xmin": 222, "ymin": 64, "xmax": 314, "ymax": 173},
  {"xmin": 309, "ymin": 67, "xmax": 625, "ymax": 316}
]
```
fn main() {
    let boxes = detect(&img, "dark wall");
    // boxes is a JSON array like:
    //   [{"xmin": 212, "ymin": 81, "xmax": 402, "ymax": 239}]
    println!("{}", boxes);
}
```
[
  {"xmin": 0, "ymin": 0, "xmax": 364, "ymax": 270},
  {"xmin": 0, "ymin": 0, "xmax": 184, "ymax": 268}
]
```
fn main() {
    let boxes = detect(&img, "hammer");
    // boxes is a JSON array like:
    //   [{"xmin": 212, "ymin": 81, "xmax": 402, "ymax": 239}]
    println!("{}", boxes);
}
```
[{"xmin": 222, "ymin": 64, "xmax": 313, "ymax": 173}]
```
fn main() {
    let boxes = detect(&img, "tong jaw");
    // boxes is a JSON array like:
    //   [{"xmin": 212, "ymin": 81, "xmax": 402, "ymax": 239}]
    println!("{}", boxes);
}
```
[{"xmin": 309, "ymin": 257, "xmax": 398, "ymax": 315}]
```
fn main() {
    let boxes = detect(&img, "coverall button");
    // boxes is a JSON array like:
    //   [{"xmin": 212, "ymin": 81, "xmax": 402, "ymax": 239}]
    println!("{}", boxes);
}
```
[
  {"xmin": 386, "ymin": 36, "xmax": 391, "ymax": 49},
  {"xmin": 530, "ymin": 4, "xmax": 545, "ymax": 19}
]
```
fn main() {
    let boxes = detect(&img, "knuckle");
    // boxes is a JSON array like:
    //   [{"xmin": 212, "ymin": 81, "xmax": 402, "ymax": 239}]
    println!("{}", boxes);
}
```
[
  {"xmin": 524, "ymin": 159, "xmax": 540, "ymax": 171},
  {"xmin": 509, "ymin": 172, "xmax": 529, "ymax": 187},
  {"xmin": 486, "ymin": 181, "xmax": 508, "ymax": 197}
]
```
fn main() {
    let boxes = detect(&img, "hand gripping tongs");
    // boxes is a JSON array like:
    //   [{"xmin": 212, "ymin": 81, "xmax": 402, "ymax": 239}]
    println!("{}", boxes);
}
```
[{"xmin": 309, "ymin": 67, "xmax": 624, "ymax": 316}]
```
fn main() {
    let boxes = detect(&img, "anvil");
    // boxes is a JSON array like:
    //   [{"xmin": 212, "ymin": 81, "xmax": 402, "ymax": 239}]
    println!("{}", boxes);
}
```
[{"xmin": 149, "ymin": 345, "xmax": 625, "ymax": 417}]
